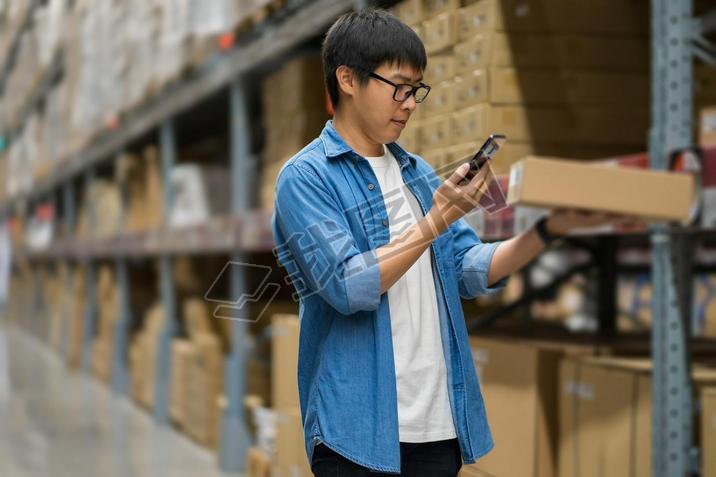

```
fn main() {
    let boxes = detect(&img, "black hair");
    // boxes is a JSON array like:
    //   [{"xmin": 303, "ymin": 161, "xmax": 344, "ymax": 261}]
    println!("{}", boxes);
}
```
[{"xmin": 321, "ymin": 9, "xmax": 427, "ymax": 109}]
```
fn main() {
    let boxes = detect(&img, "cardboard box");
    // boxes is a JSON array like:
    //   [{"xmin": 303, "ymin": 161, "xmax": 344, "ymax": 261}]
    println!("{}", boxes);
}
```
[
  {"xmin": 246, "ymin": 446, "xmax": 272, "ymax": 477},
  {"xmin": 453, "ymin": 32, "xmax": 648, "ymax": 74},
  {"xmin": 273, "ymin": 407, "xmax": 312, "ymax": 477},
  {"xmin": 559, "ymin": 358, "xmax": 716, "ymax": 477},
  {"xmin": 421, "ymin": 148, "xmax": 449, "ymax": 170},
  {"xmin": 453, "ymin": 70, "xmax": 488, "ymax": 108},
  {"xmin": 425, "ymin": 53, "xmax": 455, "ymax": 84},
  {"xmin": 423, "ymin": 11, "xmax": 457, "ymax": 54},
  {"xmin": 423, "ymin": 0, "xmax": 459, "ymax": 20},
  {"xmin": 390, "ymin": 0, "xmax": 424, "ymax": 26},
  {"xmin": 700, "ymin": 107, "xmax": 716, "ymax": 148},
  {"xmin": 703, "ymin": 388, "xmax": 716, "ymax": 477},
  {"xmin": 484, "ymin": 68, "xmax": 648, "ymax": 107},
  {"xmin": 507, "ymin": 156, "xmax": 694, "ymax": 222},
  {"xmin": 419, "ymin": 114, "xmax": 453, "ymax": 150},
  {"xmin": 422, "ymin": 79, "xmax": 455, "ymax": 116},
  {"xmin": 450, "ymin": 104, "xmax": 649, "ymax": 146},
  {"xmin": 398, "ymin": 119, "xmax": 421, "ymax": 152},
  {"xmin": 272, "ymin": 314, "xmax": 301, "ymax": 410},
  {"xmin": 456, "ymin": 0, "xmax": 647, "ymax": 37},
  {"xmin": 466, "ymin": 337, "xmax": 564, "ymax": 477}
]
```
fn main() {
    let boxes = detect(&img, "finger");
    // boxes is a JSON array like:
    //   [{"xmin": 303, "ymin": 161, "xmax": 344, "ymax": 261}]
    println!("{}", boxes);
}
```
[{"xmin": 448, "ymin": 163, "xmax": 471, "ymax": 185}]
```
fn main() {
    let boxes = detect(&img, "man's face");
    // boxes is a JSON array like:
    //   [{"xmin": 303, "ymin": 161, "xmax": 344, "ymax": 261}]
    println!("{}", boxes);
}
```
[{"xmin": 352, "ymin": 62, "xmax": 424, "ymax": 145}]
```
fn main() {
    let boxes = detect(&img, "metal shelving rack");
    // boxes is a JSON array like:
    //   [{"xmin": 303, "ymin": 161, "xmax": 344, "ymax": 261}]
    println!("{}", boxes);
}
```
[
  {"xmin": 0, "ymin": 0, "xmax": 715, "ymax": 475},
  {"xmin": 650, "ymin": 0, "xmax": 714, "ymax": 474},
  {"xmin": 0, "ymin": 0, "xmax": 354, "ymax": 472}
]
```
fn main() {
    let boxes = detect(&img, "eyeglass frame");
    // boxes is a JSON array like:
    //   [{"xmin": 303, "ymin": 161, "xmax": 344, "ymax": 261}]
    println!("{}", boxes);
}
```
[{"xmin": 368, "ymin": 72, "xmax": 431, "ymax": 103}]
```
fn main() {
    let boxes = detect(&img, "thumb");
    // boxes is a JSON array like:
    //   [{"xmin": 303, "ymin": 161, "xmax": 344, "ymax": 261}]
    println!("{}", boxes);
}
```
[{"xmin": 448, "ymin": 163, "xmax": 470, "ymax": 185}]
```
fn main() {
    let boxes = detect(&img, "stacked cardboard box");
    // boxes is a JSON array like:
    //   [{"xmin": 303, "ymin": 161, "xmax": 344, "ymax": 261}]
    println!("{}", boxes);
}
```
[
  {"xmin": 391, "ymin": 0, "xmax": 650, "ymax": 175},
  {"xmin": 261, "ymin": 55, "xmax": 329, "ymax": 210},
  {"xmin": 167, "ymin": 298, "xmax": 225, "ymax": 449},
  {"xmin": 67, "ymin": 266, "xmax": 87, "ymax": 370},
  {"xmin": 558, "ymin": 357, "xmax": 716, "ymax": 477},
  {"xmin": 185, "ymin": 332, "xmax": 224, "ymax": 448},
  {"xmin": 271, "ymin": 314, "xmax": 311, "ymax": 477},
  {"xmin": 703, "ymin": 388, "xmax": 716, "ymax": 477},
  {"xmin": 462, "ymin": 336, "xmax": 599, "ymax": 477},
  {"xmin": 91, "ymin": 265, "xmax": 120, "ymax": 382},
  {"xmin": 130, "ymin": 302, "xmax": 166, "ymax": 408},
  {"xmin": 116, "ymin": 147, "xmax": 164, "ymax": 234}
]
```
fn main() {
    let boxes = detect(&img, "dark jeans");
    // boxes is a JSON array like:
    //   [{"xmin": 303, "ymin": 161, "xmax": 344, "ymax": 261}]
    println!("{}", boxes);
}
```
[{"xmin": 311, "ymin": 438, "xmax": 463, "ymax": 477}]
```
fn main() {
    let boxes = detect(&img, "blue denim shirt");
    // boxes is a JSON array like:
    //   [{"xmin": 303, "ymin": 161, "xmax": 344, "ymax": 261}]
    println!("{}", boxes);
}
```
[{"xmin": 271, "ymin": 120, "xmax": 507, "ymax": 474}]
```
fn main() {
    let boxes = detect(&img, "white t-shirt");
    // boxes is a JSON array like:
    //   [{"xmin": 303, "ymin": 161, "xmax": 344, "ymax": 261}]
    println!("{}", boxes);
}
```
[{"xmin": 363, "ymin": 145, "xmax": 457, "ymax": 443}]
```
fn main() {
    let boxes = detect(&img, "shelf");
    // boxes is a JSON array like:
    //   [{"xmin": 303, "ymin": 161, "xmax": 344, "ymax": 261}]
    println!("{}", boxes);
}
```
[
  {"xmin": 0, "ymin": 0, "xmax": 352, "ymax": 216},
  {"xmin": 0, "ymin": 0, "xmax": 39, "ymax": 93},
  {"xmin": 11, "ymin": 211, "xmax": 275, "ymax": 261}
]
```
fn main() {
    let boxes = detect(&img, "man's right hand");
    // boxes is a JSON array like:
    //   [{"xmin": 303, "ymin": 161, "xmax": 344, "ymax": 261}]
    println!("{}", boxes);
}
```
[{"xmin": 427, "ymin": 163, "xmax": 489, "ymax": 236}]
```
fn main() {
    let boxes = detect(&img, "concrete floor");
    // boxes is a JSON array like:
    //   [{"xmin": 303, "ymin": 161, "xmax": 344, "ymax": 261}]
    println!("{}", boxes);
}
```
[{"xmin": 0, "ymin": 325, "xmax": 241, "ymax": 477}]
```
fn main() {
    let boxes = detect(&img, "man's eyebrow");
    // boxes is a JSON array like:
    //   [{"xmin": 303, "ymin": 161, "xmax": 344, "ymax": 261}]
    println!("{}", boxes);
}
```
[{"xmin": 391, "ymin": 73, "xmax": 423, "ymax": 83}]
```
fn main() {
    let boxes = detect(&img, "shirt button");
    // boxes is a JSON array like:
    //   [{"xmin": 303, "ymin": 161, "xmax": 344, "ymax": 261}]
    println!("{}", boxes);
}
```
[
  {"xmin": 382, "ymin": 219, "xmax": 388, "ymax": 227},
  {"xmin": 367, "ymin": 183, "xmax": 375, "ymax": 191}
]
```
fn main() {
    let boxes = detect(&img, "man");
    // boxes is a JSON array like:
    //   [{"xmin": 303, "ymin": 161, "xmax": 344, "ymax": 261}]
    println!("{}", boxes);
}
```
[{"xmin": 272, "ymin": 9, "xmax": 624, "ymax": 477}]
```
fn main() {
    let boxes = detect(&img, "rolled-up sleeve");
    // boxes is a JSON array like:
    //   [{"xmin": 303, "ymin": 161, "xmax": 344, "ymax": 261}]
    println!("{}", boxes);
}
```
[
  {"xmin": 273, "ymin": 163, "xmax": 381, "ymax": 315},
  {"xmin": 448, "ymin": 216, "xmax": 508, "ymax": 299}
]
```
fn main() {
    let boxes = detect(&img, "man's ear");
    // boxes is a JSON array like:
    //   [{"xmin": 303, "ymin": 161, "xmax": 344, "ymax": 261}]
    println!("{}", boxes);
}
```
[{"xmin": 336, "ymin": 65, "xmax": 356, "ymax": 98}]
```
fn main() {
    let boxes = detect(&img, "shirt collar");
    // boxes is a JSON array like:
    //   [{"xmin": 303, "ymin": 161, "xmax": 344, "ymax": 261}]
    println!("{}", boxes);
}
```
[{"xmin": 319, "ymin": 119, "xmax": 417, "ymax": 169}]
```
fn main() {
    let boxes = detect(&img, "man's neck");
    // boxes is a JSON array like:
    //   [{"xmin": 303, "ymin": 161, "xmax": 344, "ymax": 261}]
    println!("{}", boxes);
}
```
[{"xmin": 332, "ymin": 110, "xmax": 384, "ymax": 158}]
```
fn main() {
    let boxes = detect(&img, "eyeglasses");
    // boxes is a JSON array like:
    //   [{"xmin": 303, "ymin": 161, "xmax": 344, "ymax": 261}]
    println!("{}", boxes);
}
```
[{"xmin": 369, "ymin": 72, "xmax": 431, "ymax": 103}]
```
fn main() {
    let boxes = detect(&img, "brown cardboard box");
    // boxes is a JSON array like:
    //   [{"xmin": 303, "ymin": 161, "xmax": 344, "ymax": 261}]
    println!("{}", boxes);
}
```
[
  {"xmin": 390, "ymin": 0, "xmax": 424, "ymax": 26},
  {"xmin": 246, "ymin": 446, "xmax": 272, "ymax": 477},
  {"xmin": 559, "ymin": 358, "xmax": 716, "ymax": 477},
  {"xmin": 456, "ymin": 0, "xmax": 647, "ymax": 37},
  {"xmin": 485, "ymin": 68, "xmax": 647, "ymax": 107},
  {"xmin": 423, "ymin": 0, "xmax": 459, "ymax": 20},
  {"xmin": 466, "ymin": 337, "xmax": 563, "ymax": 477},
  {"xmin": 423, "ymin": 11, "xmax": 457, "ymax": 54},
  {"xmin": 506, "ymin": 156, "xmax": 694, "ymax": 222},
  {"xmin": 700, "ymin": 107, "xmax": 716, "ymax": 148},
  {"xmin": 272, "ymin": 314, "xmax": 301, "ymax": 410},
  {"xmin": 453, "ymin": 33, "xmax": 648, "ymax": 74},
  {"xmin": 450, "ymin": 104, "xmax": 649, "ymax": 146},
  {"xmin": 422, "ymin": 79, "xmax": 455, "ymax": 116},
  {"xmin": 453, "ymin": 71, "xmax": 488, "ymax": 108},
  {"xmin": 398, "ymin": 119, "xmax": 421, "ymax": 152},
  {"xmin": 704, "ymin": 388, "xmax": 716, "ymax": 477},
  {"xmin": 273, "ymin": 407, "xmax": 312, "ymax": 477},
  {"xmin": 425, "ymin": 53, "xmax": 456, "ymax": 84},
  {"xmin": 421, "ymin": 148, "xmax": 450, "ymax": 169},
  {"xmin": 420, "ymin": 114, "xmax": 453, "ymax": 150}
]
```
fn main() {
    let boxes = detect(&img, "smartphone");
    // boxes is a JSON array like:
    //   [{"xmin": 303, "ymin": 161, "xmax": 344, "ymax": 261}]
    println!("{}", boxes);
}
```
[{"xmin": 461, "ymin": 134, "xmax": 507, "ymax": 183}]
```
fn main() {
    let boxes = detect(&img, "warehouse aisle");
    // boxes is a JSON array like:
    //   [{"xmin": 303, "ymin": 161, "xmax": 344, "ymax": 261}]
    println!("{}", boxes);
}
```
[{"xmin": 0, "ymin": 325, "xmax": 240, "ymax": 477}]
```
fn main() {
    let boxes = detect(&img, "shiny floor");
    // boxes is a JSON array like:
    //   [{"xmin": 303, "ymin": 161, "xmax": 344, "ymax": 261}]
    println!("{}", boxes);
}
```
[{"xmin": 0, "ymin": 325, "xmax": 241, "ymax": 477}]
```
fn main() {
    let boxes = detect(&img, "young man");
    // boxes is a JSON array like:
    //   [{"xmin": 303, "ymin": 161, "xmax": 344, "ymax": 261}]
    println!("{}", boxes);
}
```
[{"xmin": 272, "ymin": 9, "xmax": 623, "ymax": 477}]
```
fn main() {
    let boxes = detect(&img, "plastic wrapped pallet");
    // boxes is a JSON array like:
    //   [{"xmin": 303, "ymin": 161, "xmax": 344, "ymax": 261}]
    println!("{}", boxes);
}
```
[{"xmin": 168, "ymin": 164, "xmax": 231, "ymax": 228}]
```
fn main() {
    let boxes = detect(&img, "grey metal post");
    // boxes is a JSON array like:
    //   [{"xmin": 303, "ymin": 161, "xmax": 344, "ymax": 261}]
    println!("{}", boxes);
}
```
[
  {"xmin": 649, "ymin": 0, "xmax": 695, "ymax": 474},
  {"xmin": 60, "ymin": 182, "xmax": 75, "ymax": 360},
  {"xmin": 112, "ymin": 156, "xmax": 132, "ymax": 394},
  {"xmin": 154, "ymin": 119, "xmax": 178, "ymax": 423},
  {"xmin": 81, "ymin": 168, "xmax": 98, "ymax": 372},
  {"xmin": 218, "ymin": 77, "xmax": 253, "ymax": 473}
]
